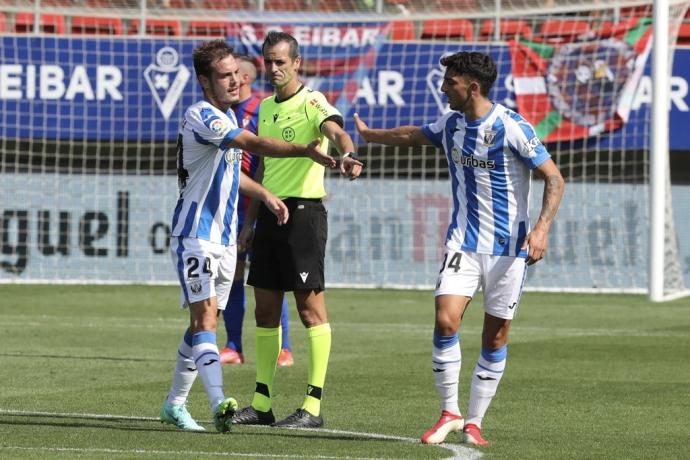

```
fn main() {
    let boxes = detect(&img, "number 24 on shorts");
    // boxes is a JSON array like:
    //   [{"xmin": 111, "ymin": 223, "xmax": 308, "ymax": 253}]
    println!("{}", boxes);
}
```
[{"xmin": 186, "ymin": 256, "xmax": 213, "ymax": 279}]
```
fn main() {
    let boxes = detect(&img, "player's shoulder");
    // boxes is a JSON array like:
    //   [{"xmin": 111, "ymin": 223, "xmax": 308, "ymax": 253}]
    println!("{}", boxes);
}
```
[
  {"xmin": 185, "ymin": 100, "xmax": 226, "ymax": 122},
  {"xmin": 260, "ymin": 93, "xmax": 276, "ymax": 104},
  {"xmin": 496, "ymin": 103, "xmax": 528, "ymax": 125},
  {"xmin": 431, "ymin": 110, "xmax": 464, "ymax": 129},
  {"xmin": 259, "ymin": 93, "xmax": 278, "ymax": 111},
  {"xmin": 185, "ymin": 100, "xmax": 237, "ymax": 135},
  {"xmin": 304, "ymin": 86, "xmax": 330, "ymax": 104}
]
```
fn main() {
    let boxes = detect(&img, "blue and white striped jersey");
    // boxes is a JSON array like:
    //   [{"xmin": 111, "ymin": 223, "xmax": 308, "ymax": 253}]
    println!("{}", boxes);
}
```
[
  {"xmin": 170, "ymin": 100, "xmax": 244, "ymax": 246},
  {"xmin": 421, "ymin": 103, "xmax": 551, "ymax": 258}
]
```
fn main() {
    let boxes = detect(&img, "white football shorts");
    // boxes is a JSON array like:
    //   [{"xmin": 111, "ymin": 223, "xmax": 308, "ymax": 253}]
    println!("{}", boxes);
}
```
[
  {"xmin": 435, "ymin": 249, "xmax": 528, "ymax": 320},
  {"xmin": 169, "ymin": 236, "xmax": 237, "ymax": 309}
]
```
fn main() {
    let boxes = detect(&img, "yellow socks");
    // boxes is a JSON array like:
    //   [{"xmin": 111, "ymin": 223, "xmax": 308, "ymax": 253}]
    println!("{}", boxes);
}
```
[
  {"xmin": 251, "ymin": 326, "xmax": 281, "ymax": 412},
  {"xmin": 302, "ymin": 323, "xmax": 331, "ymax": 416}
]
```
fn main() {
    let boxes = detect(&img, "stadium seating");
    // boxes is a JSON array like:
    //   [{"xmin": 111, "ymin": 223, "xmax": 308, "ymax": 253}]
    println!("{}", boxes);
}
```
[
  {"xmin": 389, "ymin": 20, "xmax": 416, "ymax": 41},
  {"xmin": 620, "ymin": 6, "xmax": 651, "ymax": 17},
  {"xmin": 40, "ymin": 0, "xmax": 78, "ymax": 5},
  {"xmin": 421, "ymin": 19, "xmax": 473, "ymax": 41},
  {"xmin": 84, "ymin": 0, "xmax": 138, "ymax": 7},
  {"xmin": 538, "ymin": 19, "xmax": 590, "ymax": 42},
  {"xmin": 71, "ymin": 15, "xmax": 123, "ymax": 35},
  {"xmin": 480, "ymin": 19, "xmax": 532, "ymax": 40},
  {"xmin": 264, "ymin": 0, "xmax": 303, "ymax": 11},
  {"xmin": 200, "ymin": 0, "xmax": 252, "ymax": 10},
  {"xmin": 129, "ymin": 19, "xmax": 181, "ymax": 36},
  {"xmin": 14, "ymin": 12, "xmax": 65, "ymax": 34},
  {"xmin": 186, "ymin": 20, "xmax": 239, "ymax": 37}
]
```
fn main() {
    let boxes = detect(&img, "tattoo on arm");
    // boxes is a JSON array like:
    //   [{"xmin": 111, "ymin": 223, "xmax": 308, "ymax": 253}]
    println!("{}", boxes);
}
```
[{"xmin": 539, "ymin": 174, "xmax": 564, "ymax": 224}]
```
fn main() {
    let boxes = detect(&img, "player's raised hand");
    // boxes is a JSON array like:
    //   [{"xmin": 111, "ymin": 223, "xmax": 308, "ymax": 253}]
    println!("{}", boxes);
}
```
[
  {"xmin": 263, "ymin": 193, "xmax": 289, "ymax": 226},
  {"xmin": 306, "ymin": 139, "xmax": 336, "ymax": 168},
  {"xmin": 353, "ymin": 113, "xmax": 373, "ymax": 143},
  {"xmin": 340, "ymin": 154, "xmax": 364, "ymax": 181},
  {"xmin": 521, "ymin": 227, "xmax": 548, "ymax": 265}
]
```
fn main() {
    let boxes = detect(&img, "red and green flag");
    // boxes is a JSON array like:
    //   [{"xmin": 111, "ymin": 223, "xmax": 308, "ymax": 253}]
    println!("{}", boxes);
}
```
[{"xmin": 509, "ymin": 18, "xmax": 652, "ymax": 142}]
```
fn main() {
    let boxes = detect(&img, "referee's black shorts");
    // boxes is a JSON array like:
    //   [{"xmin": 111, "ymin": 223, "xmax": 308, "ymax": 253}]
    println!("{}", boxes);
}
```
[{"xmin": 247, "ymin": 197, "xmax": 327, "ymax": 292}]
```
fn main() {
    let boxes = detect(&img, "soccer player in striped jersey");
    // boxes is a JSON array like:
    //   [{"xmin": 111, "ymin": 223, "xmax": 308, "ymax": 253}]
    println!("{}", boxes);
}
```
[
  {"xmin": 220, "ymin": 54, "xmax": 295, "ymax": 368},
  {"xmin": 354, "ymin": 51, "xmax": 564, "ymax": 447},
  {"xmin": 160, "ymin": 39, "xmax": 335, "ymax": 433}
]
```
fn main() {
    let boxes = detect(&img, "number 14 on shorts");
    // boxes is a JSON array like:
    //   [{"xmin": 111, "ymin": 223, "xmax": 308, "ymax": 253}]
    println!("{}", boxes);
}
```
[{"xmin": 439, "ymin": 252, "xmax": 462, "ymax": 274}]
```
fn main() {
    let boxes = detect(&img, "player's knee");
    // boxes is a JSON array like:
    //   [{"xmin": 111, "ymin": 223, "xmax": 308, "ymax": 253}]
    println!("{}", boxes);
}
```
[
  {"xmin": 434, "ymin": 323, "xmax": 458, "ymax": 336},
  {"xmin": 434, "ymin": 311, "xmax": 460, "ymax": 334},
  {"xmin": 481, "ymin": 330, "xmax": 509, "ymax": 349},
  {"xmin": 254, "ymin": 306, "xmax": 281, "ymax": 328},
  {"xmin": 297, "ymin": 308, "xmax": 327, "ymax": 328}
]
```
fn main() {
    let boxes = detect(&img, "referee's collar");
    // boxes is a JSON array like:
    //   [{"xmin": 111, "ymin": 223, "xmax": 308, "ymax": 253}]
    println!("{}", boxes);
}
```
[{"xmin": 275, "ymin": 84, "xmax": 305, "ymax": 104}]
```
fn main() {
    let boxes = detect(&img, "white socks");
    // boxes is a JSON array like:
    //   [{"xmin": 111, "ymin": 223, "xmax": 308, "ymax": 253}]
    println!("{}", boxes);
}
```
[
  {"xmin": 167, "ymin": 329, "xmax": 197, "ymax": 406},
  {"xmin": 432, "ymin": 333, "xmax": 462, "ymax": 415},
  {"xmin": 465, "ymin": 346, "xmax": 507, "ymax": 428},
  {"xmin": 192, "ymin": 331, "xmax": 225, "ymax": 412}
]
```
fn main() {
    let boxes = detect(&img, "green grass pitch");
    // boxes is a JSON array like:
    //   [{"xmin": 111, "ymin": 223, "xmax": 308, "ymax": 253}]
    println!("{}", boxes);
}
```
[{"xmin": 1, "ymin": 285, "xmax": 689, "ymax": 459}]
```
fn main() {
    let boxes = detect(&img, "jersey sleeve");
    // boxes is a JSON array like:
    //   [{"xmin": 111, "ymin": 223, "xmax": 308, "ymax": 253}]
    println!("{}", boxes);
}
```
[
  {"xmin": 186, "ymin": 105, "xmax": 244, "ymax": 151},
  {"xmin": 504, "ymin": 111, "xmax": 551, "ymax": 169},
  {"xmin": 305, "ymin": 90, "xmax": 343, "ymax": 129},
  {"xmin": 421, "ymin": 111, "xmax": 454, "ymax": 148}
]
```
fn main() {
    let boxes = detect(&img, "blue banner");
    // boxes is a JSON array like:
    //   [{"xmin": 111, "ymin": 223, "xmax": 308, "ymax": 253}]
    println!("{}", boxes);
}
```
[{"xmin": 1, "ymin": 36, "xmax": 689, "ymax": 149}]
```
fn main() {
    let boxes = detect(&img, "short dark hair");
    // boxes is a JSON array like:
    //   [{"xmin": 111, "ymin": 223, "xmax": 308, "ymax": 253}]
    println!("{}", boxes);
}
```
[
  {"xmin": 233, "ymin": 53, "xmax": 259, "ymax": 81},
  {"xmin": 193, "ymin": 39, "xmax": 234, "ymax": 79},
  {"xmin": 440, "ymin": 51, "xmax": 497, "ymax": 96},
  {"xmin": 261, "ymin": 30, "xmax": 300, "ymax": 60},
  {"xmin": 233, "ymin": 53, "xmax": 257, "ymax": 68}
]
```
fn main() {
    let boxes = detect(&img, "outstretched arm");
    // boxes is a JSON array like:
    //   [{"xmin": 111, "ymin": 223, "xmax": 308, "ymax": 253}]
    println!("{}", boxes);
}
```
[
  {"xmin": 231, "ymin": 131, "xmax": 336, "ymax": 169},
  {"xmin": 239, "ymin": 168, "xmax": 288, "ymax": 226},
  {"xmin": 521, "ymin": 159, "xmax": 565, "ymax": 265},
  {"xmin": 354, "ymin": 113, "xmax": 435, "ymax": 147},
  {"xmin": 321, "ymin": 120, "xmax": 364, "ymax": 180}
]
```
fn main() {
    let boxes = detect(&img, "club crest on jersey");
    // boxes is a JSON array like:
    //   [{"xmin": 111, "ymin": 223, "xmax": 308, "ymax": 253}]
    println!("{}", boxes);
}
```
[
  {"xmin": 282, "ymin": 127, "xmax": 295, "ymax": 142},
  {"xmin": 483, "ymin": 130, "xmax": 497, "ymax": 146},
  {"xmin": 143, "ymin": 47, "xmax": 190, "ymax": 121}
]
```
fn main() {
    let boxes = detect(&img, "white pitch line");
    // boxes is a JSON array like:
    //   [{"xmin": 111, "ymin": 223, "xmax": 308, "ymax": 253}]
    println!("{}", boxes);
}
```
[
  {"xmin": 0, "ymin": 409, "xmax": 481, "ymax": 460},
  {"xmin": 0, "ymin": 446, "xmax": 372, "ymax": 459}
]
